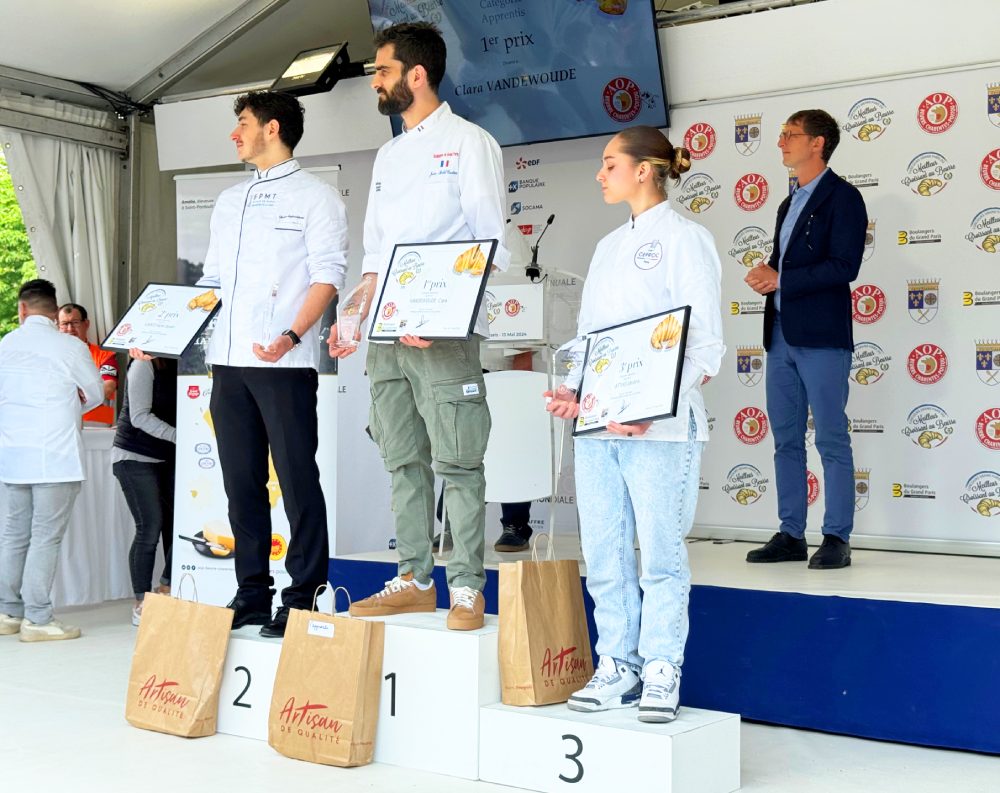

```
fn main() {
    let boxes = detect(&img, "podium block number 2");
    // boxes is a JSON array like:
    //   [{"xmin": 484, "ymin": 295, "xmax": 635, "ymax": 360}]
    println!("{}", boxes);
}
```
[
  {"xmin": 559, "ymin": 734, "xmax": 584, "ymax": 784},
  {"xmin": 232, "ymin": 666, "xmax": 252, "ymax": 709}
]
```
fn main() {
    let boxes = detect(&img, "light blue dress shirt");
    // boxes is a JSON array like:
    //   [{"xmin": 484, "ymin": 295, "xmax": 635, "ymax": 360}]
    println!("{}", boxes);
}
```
[{"xmin": 776, "ymin": 167, "xmax": 829, "ymax": 311}]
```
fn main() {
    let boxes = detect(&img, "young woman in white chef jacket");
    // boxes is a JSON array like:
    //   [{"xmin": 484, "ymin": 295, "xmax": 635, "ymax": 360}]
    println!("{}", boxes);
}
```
[{"xmin": 546, "ymin": 126, "xmax": 724, "ymax": 722}]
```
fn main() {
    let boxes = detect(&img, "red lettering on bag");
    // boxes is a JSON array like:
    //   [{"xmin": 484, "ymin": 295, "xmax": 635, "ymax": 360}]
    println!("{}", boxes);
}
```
[
  {"xmin": 540, "ymin": 646, "xmax": 589, "ymax": 677},
  {"xmin": 138, "ymin": 675, "xmax": 190, "ymax": 709},
  {"xmin": 279, "ymin": 697, "xmax": 343, "ymax": 734}
]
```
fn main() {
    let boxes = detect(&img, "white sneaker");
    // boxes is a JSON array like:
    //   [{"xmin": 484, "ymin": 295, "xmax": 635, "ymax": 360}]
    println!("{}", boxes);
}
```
[
  {"xmin": 0, "ymin": 613, "xmax": 23, "ymax": 635},
  {"xmin": 639, "ymin": 660, "xmax": 681, "ymax": 723},
  {"xmin": 19, "ymin": 618, "xmax": 81, "ymax": 642},
  {"xmin": 132, "ymin": 602, "xmax": 143, "ymax": 627},
  {"xmin": 567, "ymin": 655, "xmax": 642, "ymax": 712}
]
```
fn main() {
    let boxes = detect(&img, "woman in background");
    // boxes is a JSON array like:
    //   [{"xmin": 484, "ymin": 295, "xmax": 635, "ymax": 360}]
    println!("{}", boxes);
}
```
[
  {"xmin": 546, "ymin": 126, "xmax": 724, "ymax": 722},
  {"xmin": 112, "ymin": 357, "xmax": 177, "ymax": 625}
]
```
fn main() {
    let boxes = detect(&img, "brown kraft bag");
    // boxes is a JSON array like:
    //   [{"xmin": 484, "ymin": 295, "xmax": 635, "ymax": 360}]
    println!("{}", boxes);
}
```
[
  {"xmin": 498, "ymin": 541, "xmax": 594, "ymax": 706},
  {"xmin": 267, "ymin": 588, "xmax": 385, "ymax": 766},
  {"xmin": 125, "ymin": 581, "xmax": 234, "ymax": 737}
]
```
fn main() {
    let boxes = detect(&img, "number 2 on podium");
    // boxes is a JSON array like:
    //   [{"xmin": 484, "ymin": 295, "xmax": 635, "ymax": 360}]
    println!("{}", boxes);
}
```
[
  {"xmin": 233, "ymin": 666, "xmax": 251, "ymax": 709},
  {"xmin": 559, "ymin": 733, "xmax": 583, "ymax": 783}
]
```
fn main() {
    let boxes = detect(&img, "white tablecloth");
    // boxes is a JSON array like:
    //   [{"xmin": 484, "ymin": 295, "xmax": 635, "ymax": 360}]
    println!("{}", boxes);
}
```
[{"xmin": 0, "ymin": 427, "xmax": 138, "ymax": 607}]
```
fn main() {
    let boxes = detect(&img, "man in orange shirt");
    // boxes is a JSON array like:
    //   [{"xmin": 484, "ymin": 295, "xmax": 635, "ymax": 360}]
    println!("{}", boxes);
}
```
[{"xmin": 57, "ymin": 303, "xmax": 118, "ymax": 425}]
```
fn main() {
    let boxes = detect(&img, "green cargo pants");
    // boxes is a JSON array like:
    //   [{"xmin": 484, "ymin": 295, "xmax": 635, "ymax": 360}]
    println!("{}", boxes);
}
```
[{"xmin": 366, "ymin": 337, "xmax": 491, "ymax": 591}]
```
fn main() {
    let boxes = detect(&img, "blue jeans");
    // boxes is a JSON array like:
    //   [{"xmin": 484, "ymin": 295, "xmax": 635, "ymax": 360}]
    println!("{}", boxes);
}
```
[
  {"xmin": 574, "ymin": 416, "xmax": 703, "ymax": 672},
  {"xmin": 0, "ymin": 481, "xmax": 81, "ymax": 624},
  {"xmin": 766, "ymin": 316, "xmax": 854, "ymax": 541}
]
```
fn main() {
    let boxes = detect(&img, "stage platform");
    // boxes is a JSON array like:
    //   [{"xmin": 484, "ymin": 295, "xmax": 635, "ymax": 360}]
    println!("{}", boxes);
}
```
[{"xmin": 330, "ymin": 536, "xmax": 1000, "ymax": 755}]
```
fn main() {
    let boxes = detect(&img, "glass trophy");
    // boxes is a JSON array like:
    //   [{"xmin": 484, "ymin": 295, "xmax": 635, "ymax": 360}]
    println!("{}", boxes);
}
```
[{"xmin": 333, "ymin": 280, "xmax": 372, "ymax": 348}]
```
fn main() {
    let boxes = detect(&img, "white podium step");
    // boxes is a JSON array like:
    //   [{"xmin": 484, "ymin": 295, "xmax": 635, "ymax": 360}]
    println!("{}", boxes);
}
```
[
  {"xmin": 217, "ymin": 626, "xmax": 282, "ymax": 741},
  {"xmin": 367, "ymin": 610, "xmax": 500, "ymax": 780},
  {"xmin": 479, "ymin": 702, "xmax": 740, "ymax": 793},
  {"xmin": 216, "ymin": 611, "xmax": 501, "ymax": 782}
]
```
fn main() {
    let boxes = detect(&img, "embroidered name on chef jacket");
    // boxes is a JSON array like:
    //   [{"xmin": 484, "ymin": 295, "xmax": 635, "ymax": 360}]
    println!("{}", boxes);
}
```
[
  {"xmin": 276, "ymin": 213, "xmax": 306, "ymax": 232},
  {"xmin": 634, "ymin": 240, "xmax": 663, "ymax": 270},
  {"xmin": 430, "ymin": 151, "xmax": 460, "ymax": 178}
]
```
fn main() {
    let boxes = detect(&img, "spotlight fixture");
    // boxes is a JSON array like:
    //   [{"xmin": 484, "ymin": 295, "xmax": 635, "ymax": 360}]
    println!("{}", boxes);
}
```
[{"xmin": 271, "ymin": 43, "xmax": 366, "ymax": 97}]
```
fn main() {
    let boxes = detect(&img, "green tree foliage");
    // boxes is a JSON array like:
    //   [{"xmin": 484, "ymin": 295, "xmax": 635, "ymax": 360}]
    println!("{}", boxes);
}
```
[{"xmin": 0, "ymin": 154, "xmax": 37, "ymax": 336}]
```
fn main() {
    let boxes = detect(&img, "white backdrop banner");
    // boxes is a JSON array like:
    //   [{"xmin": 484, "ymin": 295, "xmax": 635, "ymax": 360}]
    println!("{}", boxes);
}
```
[
  {"xmin": 172, "ymin": 171, "xmax": 338, "ymax": 606},
  {"xmin": 664, "ymin": 65, "xmax": 1000, "ymax": 547}
]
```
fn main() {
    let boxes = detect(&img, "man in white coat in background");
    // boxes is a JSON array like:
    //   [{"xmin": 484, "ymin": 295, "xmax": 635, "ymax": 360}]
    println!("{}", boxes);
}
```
[{"xmin": 0, "ymin": 279, "xmax": 104, "ymax": 642}]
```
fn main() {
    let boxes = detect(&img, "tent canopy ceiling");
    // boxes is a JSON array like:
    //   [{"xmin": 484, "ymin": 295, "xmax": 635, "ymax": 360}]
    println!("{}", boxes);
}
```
[{"xmin": 0, "ymin": 0, "xmax": 376, "ymax": 105}]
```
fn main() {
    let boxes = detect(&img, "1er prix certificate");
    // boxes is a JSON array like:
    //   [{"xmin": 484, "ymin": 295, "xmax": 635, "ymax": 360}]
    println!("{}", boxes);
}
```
[
  {"xmin": 101, "ymin": 282, "xmax": 221, "ymax": 358},
  {"xmin": 369, "ymin": 239, "xmax": 498, "ymax": 340},
  {"xmin": 574, "ymin": 307, "xmax": 691, "ymax": 436}
]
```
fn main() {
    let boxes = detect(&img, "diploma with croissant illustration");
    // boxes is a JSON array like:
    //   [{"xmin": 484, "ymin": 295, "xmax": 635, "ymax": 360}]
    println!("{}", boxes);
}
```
[
  {"xmin": 101, "ymin": 281, "xmax": 223, "ymax": 358},
  {"xmin": 574, "ymin": 306, "xmax": 691, "ymax": 436},
  {"xmin": 369, "ymin": 239, "xmax": 498, "ymax": 341}
]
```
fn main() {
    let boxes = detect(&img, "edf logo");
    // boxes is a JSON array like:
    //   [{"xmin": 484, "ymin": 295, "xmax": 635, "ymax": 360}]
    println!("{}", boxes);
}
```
[
  {"xmin": 508, "ymin": 180, "xmax": 519, "ymax": 193},
  {"xmin": 510, "ymin": 202, "xmax": 522, "ymax": 214}
]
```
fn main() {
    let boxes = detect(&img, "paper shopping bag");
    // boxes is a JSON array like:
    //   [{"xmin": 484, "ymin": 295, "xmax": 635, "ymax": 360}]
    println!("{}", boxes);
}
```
[
  {"xmin": 125, "ymin": 589, "xmax": 234, "ymax": 737},
  {"xmin": 498, "ymin": 553, "xmax": 594, "ymax": 706},
  {"xmin": 267, "ymin": 605, "xmax": 385, "ymax": 766}
]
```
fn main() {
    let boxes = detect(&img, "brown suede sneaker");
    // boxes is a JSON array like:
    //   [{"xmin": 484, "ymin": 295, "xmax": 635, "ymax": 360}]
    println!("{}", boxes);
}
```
[
  {"xmin": 446, "ymin": 586, "xmax": 485, "ymax": 631},
  {"xmin": 349, "ymin": 572, "xmax": 437, "ymax": 617}
]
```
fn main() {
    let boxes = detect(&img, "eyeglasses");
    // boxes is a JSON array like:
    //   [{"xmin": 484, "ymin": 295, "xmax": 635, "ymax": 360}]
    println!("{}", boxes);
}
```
[
  {"xmin": 778, "ymin": 131, "xmax": 812, "ymax": 143},
  {"xmin": 58, "ymin": 320, "xmax": 84, "ymax": 329}
]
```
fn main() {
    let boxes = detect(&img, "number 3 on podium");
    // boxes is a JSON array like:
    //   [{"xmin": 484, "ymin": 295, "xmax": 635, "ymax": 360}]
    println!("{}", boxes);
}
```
[{"xmin": 559, "ymin": 733, "xmax": 583, "ymax": 783}]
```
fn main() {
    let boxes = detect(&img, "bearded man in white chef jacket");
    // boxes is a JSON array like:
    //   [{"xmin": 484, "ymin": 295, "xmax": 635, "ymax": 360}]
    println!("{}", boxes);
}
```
[{"xmin": 330, "ymin": 22, "xmax": 509, "ymax": 631}]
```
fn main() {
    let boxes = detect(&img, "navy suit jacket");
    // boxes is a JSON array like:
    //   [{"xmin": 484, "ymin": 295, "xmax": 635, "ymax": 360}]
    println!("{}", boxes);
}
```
[{"xmin": 763, "ymin": 169, "xmax": 868, "ymax": 351}]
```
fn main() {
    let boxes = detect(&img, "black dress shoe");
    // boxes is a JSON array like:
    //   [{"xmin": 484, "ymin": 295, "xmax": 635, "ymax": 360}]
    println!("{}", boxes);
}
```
[
  {"xmin": 226, "ymin": 595, "xmax": 272, "ymax": 629},
  {"xmin": 746, "ymin": 531, "xmax": 808, "ymax": 563},
  {"xmin": 260, "ymin": 606, "xmax": 290, "ymax": 638},
  {"xmin": 808, "ymin": 535, "xmax": 851, "ymax": 569},
  {"xmin": 494, "ymin": 523, "xmax": 533, "ymax": 553}
]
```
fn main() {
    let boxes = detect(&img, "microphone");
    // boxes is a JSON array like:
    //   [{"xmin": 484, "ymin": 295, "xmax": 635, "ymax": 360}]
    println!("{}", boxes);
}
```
[{"xmin": 527, "ymin": 213, "xmax": 555, "ymax": 282}]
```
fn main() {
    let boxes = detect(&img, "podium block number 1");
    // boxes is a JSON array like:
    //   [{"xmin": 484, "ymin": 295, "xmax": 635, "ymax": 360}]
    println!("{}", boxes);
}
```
[{"xmin": 385, "ymin": 672, "xmax": 396, "ymax": 717}]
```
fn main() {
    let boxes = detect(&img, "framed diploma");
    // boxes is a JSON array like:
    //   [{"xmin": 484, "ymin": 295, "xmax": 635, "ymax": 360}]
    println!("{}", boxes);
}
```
[
  {"xmin": 101, "ymin": 282, "xmax": 222, "ymax": 358},
  {"xmin": 368, "ymin": 239, "xmax": 498, "ymax": 341},
  {"xmin": 573, "ymin": 306, "xmax": 691, "ymax": 436}
]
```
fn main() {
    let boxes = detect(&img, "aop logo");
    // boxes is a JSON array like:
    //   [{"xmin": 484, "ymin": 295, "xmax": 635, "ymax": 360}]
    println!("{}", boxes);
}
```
[
  {"xmin": 907, "ymin": 343, "xmax": 948, "ymax": 385},
  {"xmin": 975, "ymin": 408, "xmax": 1000, "ymax": 450},
  {"xmin": 733, "ymin": 407, "xmax": 769, "ymax": 445},
  {"xmin": 683, "ymin": 122, "xmax": 717, "ymax": 160},
  {"xmin": 733, "ymin": 173, "xmax": 769, "ymax": 212},
  {"xmin": 917, "ymin": 92, "xmax": 958, "ymax": 133},
  {"xmin": 852, "ymin": 284, "xmax": 886, "ymax": 325}
]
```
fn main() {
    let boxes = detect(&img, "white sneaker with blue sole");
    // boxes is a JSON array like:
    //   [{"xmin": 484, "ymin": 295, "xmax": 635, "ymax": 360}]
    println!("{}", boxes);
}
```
[
  {"xmin": 567, "ymin": 655, "xmax": 642, "ymax": 712},
  {"xmin": 638, "ymin": 660, "xmax": 681, "ymax": 723}
]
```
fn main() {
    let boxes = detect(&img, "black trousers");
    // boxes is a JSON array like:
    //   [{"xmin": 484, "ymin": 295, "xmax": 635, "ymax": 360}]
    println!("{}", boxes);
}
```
[
  {"xmin": 113, "ymin": 459, "xmax": 174, "ymax": 598},
  {"xmin": 210, "ymin": 365, "xmax": 328, "ymax": 609}
]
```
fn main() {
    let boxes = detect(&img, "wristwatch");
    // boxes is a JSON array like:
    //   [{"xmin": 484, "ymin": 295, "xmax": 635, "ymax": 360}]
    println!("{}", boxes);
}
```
[{"xmin": 281, "ymin": 329, "xmax": 302, "ymax": 347}]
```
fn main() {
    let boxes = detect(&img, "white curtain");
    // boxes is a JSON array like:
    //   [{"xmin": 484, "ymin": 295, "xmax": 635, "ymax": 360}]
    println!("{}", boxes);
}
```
[{"xmin": 0, "ymin": 92, "xmax": 119, "ymax": 341}]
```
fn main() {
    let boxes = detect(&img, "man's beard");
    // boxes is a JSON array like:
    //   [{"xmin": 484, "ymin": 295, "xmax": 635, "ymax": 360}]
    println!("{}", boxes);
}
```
[{"xmin": 377, "ymin": 78, "xmax": 414, "ymax": 116}]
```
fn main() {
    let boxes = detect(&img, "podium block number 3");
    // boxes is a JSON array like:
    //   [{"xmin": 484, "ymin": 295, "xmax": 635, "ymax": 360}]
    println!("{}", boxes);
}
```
[
  {"xmin": 559, "ymin": 734, "xmax": 584, "ymax": 784},
  {"xmin": 233, "ymin": 666, "xmax": 252, "ymax": 709}
]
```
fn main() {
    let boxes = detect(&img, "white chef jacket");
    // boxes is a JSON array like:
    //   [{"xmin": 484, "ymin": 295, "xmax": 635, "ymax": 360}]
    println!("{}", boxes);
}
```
[
  {"xmin": 362, "ymin": 102, "xmax": 510, "ymax": 338},
  {"xmin": 199, "ymin": 159, "xmax": 348, "ymax": 368},
  {"xmin": 570, "ymin": 200, "xmax": 725, "ymax": 443},
  {"xmin": 0, "ymin": 315, "xmax": 104, "ymax": 483}
]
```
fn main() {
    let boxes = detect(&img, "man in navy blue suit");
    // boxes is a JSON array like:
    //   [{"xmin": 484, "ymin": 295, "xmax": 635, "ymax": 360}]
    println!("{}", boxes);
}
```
[{"xmin": 743, "ymin": 109, "xmax": 867, "ymax": 570}]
